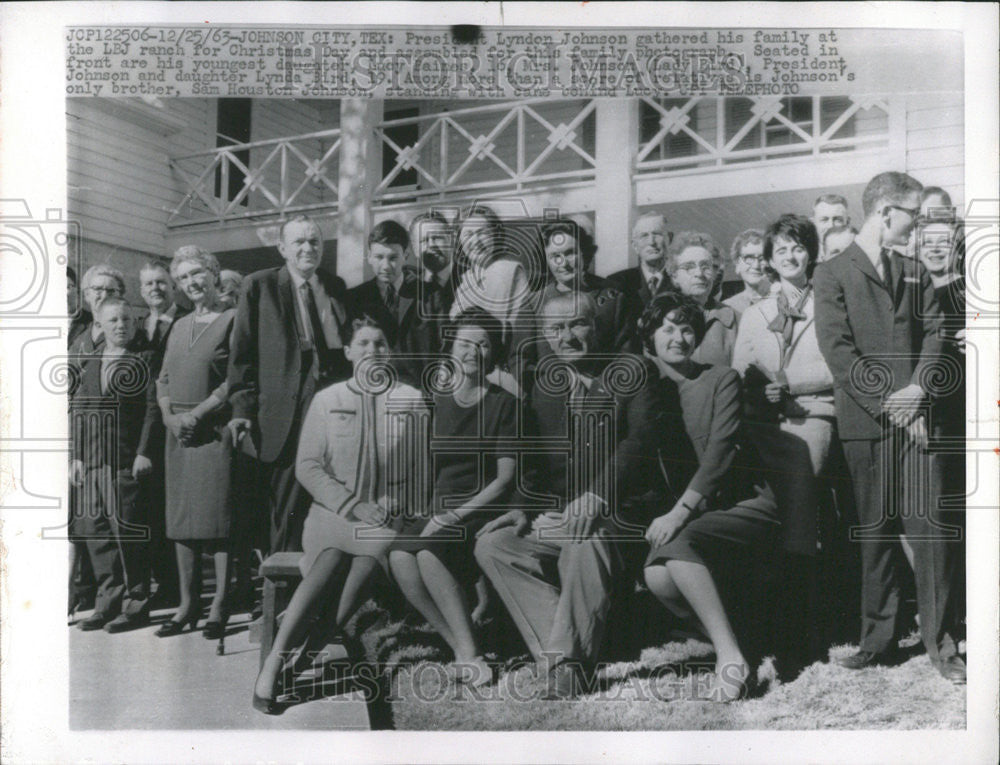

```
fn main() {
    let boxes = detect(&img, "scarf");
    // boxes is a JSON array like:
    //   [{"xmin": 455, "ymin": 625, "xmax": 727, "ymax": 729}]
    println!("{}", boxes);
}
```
[{"xmin": 767, "ymin": 284, "xmax": 812, "ymax": 347}]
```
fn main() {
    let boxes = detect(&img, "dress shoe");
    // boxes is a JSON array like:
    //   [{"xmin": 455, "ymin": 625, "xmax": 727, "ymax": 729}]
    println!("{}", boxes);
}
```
[
  {"xmin": 154, "ymin": 611, "xmax": 199, "ymax": 637},
  {"xmin": 836, "ymin": 649, "xmax": 899, "ymax": 670},
  {"xmin": 103, "ymin": 612, "xmax": 150, "ymax": 634},
  {"xmin": 77, "ymin": 612, "xmax": 114, "ymax": 631},
  {"xmin": 202, "ymin": 615, "xmax": 229, "ymax": 641},
  {"xmin": 937, "ymin": 655, "xmax": 966, "ymax": 685},
  {"xmin": 541, "ymin": 661, "xmax": 590, "ymax": 701}
]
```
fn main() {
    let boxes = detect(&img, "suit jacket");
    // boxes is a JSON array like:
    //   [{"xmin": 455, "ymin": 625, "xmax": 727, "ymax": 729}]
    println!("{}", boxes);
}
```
[
  {"xmin": 346, "ymin": 270, "xmax": 443, "ymax": 382},
  {"xmin": 525, "ymin": 355, "xmax": 666, "ymax": 519},
  {"xmin": 70, "ymin": 349, "xmax": 159, "ymax": 470},
  {"xmin": 228, "ymin": 266, "xmax": 350, "ymax": 463},
  {"xmin": 68, "ymin": 309, "xmax": 93, "ymax": 349},
  {"xmin": 814, "ymin": 242, "xmax": 943, "ymax": 440},
  {"xmin": 607, "ymin": 266, "xmax": 673, "ymax": 307}
]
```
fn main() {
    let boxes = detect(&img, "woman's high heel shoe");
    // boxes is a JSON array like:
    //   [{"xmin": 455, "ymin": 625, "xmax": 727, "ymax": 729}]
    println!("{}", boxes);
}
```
[
  {"xmin": 154, "ymin": 612, "xmax": 199, "ymax": 638},
  {"xmin": 252, "ymin": 662, "xmax": 289, "ymax": 716},
  {"xmin": 202, "ymin": 613, "xmax": 229, "ymax": 641}
]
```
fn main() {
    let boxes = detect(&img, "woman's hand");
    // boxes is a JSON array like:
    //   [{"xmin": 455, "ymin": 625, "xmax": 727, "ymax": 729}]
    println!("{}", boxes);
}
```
[
  {"xmin": 645, "ymin": 505, "xmax": 692, "ymax": 548},
  {"xmin": 131, "ymin": 454, "xmax": 153, "ymax": 479},
  {"xmin": 763, "ymin": 382, "xmax": 788, "ymax": 404},
  {"xmin": 352, "ymin": 501, "xmax": 388, "ymax": 526},
  {"xmin": 477, "ymin": 509, "xmax": 529, "ymax": 538},
  {"xmin": 70, "ymin": 459, "xmax": 85, "ymax": 487},
  {"xmin": 419, "ymin": 510, "xmax": 461, "ymax": 537}
]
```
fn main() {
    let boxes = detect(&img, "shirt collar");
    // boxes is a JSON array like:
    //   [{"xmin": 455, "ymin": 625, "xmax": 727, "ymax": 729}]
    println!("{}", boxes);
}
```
[
  {"xmin": 640, "ymin": 263, "xmax": 664, "ymax": 284},
  {"xmin": 424, "ymin": 262, "xmax": 453, "ymax": 287},
  {"xmin": 288, "ymin": 269, "xmax": 320, "ymax": 292}
]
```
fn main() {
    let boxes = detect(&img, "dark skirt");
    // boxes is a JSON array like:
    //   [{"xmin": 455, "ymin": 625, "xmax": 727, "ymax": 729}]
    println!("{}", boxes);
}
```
[
  {"xmin": 645, "ymin": 503, "xmax": 780, "ymax": 568},
  {"xmin": 391, "ymin": 513, "xmax": 489, "ymax": 570},
  {"xmin": 165, "ymin": 416, "xmax": 233, "ymax": 541}
]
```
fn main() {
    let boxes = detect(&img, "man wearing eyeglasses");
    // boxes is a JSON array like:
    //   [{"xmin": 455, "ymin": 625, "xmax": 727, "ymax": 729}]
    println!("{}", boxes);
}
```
[
  {"xmin": 814, "ymin": 171, "xmax": 964, "ymax": 685},
  {"xmin": 723, "ymin": 229, "xmax": 774, "ymax": 321}
]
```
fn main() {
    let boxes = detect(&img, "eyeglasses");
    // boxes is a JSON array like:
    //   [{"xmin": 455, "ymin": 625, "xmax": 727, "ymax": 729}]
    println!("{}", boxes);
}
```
[
  {"xmin": 886, "ymin": 204, "xmax": 920, "ymax": 219},
  {"xmin": 676, "ymin": 262, "xmax": 717, "ymax": 275},
  {"xmin": 739, "ymin": 254, "xmax": 765, "ymax": 266},
  {"xmin": 85, "ymin": 285, "xmax": 120, "ymax": 294}
]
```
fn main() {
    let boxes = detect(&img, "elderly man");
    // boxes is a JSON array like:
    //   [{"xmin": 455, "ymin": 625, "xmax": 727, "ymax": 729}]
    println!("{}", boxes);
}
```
[
  {"xmin": 138, "ymin": 260, "xmax": 185, "ymax": 351},
  {"xmin": 70, "ymin": 264, "xmax": 127, "ymax": 355},
  {"xmin": 608, "ymin": 211, "xmax": 673, "ymax": 306},
  {"xmin": 227, "ymin": 215, "xmax": 351, "ymax": 554},
  {"xmin": 474, "ymin": 291, "xmax": 664, "ymax": 700},
  {"xmin": 812, "ymin": 193, "xmax": 851, "ymax": 245},
  {"xmin": 815, "ymin": 172, "xmax": 964, "ymax": 684}
]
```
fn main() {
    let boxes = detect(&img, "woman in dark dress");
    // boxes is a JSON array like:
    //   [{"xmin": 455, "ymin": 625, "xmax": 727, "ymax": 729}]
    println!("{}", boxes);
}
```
[
  {"xmin": 639, "ymin": 294, "xmax": 780, "ymax": 702},
  {"xmin": 154, "ymin": 247, "xmax": 235, "ymax": 638},
  {"xmin": 389, "ymin": 308, "xmax": 518, "ymax": 686}
]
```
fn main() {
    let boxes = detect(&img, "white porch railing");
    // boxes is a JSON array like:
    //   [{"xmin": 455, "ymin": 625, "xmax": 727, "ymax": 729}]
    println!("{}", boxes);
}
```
[
  {"xmin": 636, "ymin": 95, "xmax": 891, "ymax": 176},
  {"xmin": 168, "ymin": 127, "xmax": 342, "ymax": 227},
  {"xmin": 374, "ymin": 98, "xmax": 597, "ymax": 203}
]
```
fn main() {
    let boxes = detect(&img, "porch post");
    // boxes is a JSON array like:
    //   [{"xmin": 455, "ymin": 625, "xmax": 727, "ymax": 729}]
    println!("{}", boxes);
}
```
[
  {"xmin": 336, "ymin": 99, "xmax": 383, "ymax": 287},
  {"xmin": 593, "ymin": 98, "xmax": 638, "ymax": 277}
]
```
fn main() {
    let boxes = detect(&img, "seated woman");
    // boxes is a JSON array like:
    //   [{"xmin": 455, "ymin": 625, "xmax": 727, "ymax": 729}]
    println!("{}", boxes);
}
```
[
  {"xmin": 253, "ymin": 315, "xmax": 427, "ymax": 714},
  {"xmin": 389, "ymin": 308, "xmax": 518, "ymax": 687},
  {"xmin": 639, "ymin": 294, "xmax": 780, "ymax": 702},
  {"xmin": 664, "ymin": 231, "xmax": 739, "ymax": 366},
  {"xmin": 731, "ymin": 214, "xmax": 836, "ymax": 674}
]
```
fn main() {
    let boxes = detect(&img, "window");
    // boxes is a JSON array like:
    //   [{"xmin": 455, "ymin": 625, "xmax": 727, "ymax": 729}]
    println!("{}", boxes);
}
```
[
  {"xmin": 215, "ymin": 98, "xmax": 252, "ymax": 205},
  {"xmin": 639, "ymin": 98, "xmax": 699, "ymax": 165},
  {"xmin": 383, "ymin": 106, "xmax": 420, "ymax": 189}
]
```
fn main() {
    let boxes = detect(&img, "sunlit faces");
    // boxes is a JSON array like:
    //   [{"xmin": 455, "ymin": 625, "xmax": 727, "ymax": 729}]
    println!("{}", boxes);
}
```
[
  {"xmin": 450, "ymin": 325, "xmax": 493, "ymax": 377},
  {"xmin": 768, "ymin": 235, "xmax": 810, "ymax": 286},
  {"xmin": 367, "ymin": 242, "xmax": 405, "ymax": 286},
  {"xmin": 139, "ymin": 266, "xmax": 173, "ymax": 311},
  {"xmin": 94, "ymin": 302, "xmax": 133, "ymax": 349},
  {"xmin": 458, "ymin": 215, "xmax": 496, "ymax": 267},
  {"xmin": 822, "ymin": 229, "xmax": 855, "ymax": 262},
  {"xmin": 671, "ymin": 246, "xmax": 717, "ymax": 302},
  {"xmin": 812, "ymin": 202, "xmax": 849, "ymax": 241},
  {"xmin": 653, "ymin": 313, "xmax": 697, "ymax": 365},
  {"xmin": 344, "ymin": 325, "xmax": 390, "ymax": 365},
  {"xmin": 916, "ymin": 221, "xmax": 958, "ymax": 277},
  {"xmin": 631, "ymin": 214, "xmax": 668, "ymax": 266},
  {"xmin": 542, "ymin": 302, "xmax": 596, "ymax": 360},
  {"xmin": 734, "ymin": 241, "xmax": 766, "ymax": 288},
  {"xmin": 278, "ymin": 219, "xmax": 323, "ymax": 279},
  {"xmin": 82, "ymin": 274, "xmax": 123, "ymax": 312},
  {"xmin": 173, "ymin": 259, "xmax": 217, "ymax": 304},
  {"xmin": 416, "ymin": 220, "xmax": 453, "ymax": 275},
  {"xmin": 545, "ymin": 232, "xmax": 581, "ymax": 289},
  {"xmin": 880, "ymin": 192, "xmax": 922, "ymax": 248}
]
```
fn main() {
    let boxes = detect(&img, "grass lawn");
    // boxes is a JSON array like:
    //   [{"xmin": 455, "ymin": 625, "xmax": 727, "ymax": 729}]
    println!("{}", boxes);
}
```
[{"xmin": 342, "ymin": 599, "xmax": 966, "ymax": 731}]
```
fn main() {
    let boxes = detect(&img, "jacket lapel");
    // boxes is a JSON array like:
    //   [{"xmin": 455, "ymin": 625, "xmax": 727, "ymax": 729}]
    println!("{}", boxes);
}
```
[{"xmin": 848, "ymin": 243, "xmax": 886, "ymax": 291}]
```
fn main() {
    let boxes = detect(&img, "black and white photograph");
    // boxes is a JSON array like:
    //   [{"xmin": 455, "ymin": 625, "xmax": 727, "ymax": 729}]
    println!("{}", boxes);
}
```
[{"xmin": 0, "ymin": 2, "xmax": 997, "ymax": 762}]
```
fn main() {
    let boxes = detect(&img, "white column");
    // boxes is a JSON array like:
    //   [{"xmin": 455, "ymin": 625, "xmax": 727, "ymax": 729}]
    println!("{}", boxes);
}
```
[
  {"xmin": 593, "ymin": 98, "xmax": 638, "ymax": 277},
  {"xmin": 336, "ymin": 99, "xmax": 383, "ymax": 287}
]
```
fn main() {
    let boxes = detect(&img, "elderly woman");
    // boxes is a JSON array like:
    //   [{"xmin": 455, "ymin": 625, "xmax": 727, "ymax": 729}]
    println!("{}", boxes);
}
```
[
  {"xmin": 665, "ymin": 231, "xmax": 739, "ymax": 366},
  {"xmin": 70, "ymin": 264, "xmax": 127, "ymax": 355},
  {"xmin": 640, "ymin": 293, "xmax": 780, "ymax": 702},
  {"xmin": 253, "ymin": 314, "xmax": 427, "ymax": 714},
  {"xmin": 723, "ymin": 229, "xmax": 774, "ymax": 321},
  {"xmin": 389, "ymin": 308, "xmax": 518, "ymax": 687},
  {"xmin": 731, "ymin": 214, "xmax": 836, "ymax": 674},
  {"xmin": 154, "ymin": 246, "xmax": 236, "ymax": 639}
]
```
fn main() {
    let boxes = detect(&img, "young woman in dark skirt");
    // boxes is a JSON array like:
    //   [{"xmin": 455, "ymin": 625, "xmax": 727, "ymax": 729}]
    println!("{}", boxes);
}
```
[
  {"xmin": 639, "ymin": 293, "xmax": 781, "ymax": 702},
  {"xmin": 389, "ymin": 308, "xmax": 518, "ymax": 687}
]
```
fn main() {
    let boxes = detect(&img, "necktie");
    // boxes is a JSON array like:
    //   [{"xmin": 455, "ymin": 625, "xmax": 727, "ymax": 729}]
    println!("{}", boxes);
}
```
[
  {"xmin": 301, "ymin": 282, "xmax": 330, "ymax": 373},
  {"xmin": 879, "ymin": 249, "xmax": 895, "ymax": 294},
  {"xmin": 383, "ymin": 282, "xmax": 398, "ymax": 320},
  {"xmin": 647, "ymin": 274, "xmax": 660, "ymax": 296}
]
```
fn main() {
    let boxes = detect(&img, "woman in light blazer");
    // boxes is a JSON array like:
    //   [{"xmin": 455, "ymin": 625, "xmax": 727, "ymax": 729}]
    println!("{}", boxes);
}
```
[
  {"xmin": 253, "ymin": 315, "xmax": 428, "ymax": 714},
  {"xmin": 732, "ymin": 213, "xmax": 836, "ymax": 677}
]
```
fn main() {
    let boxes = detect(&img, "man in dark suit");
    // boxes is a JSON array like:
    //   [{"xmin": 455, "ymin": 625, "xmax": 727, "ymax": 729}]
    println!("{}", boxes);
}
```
[
  {"xmin": 607, "ymin": 211, "xmax": 673, "ymax": 307},
  {"xmin": 227, "ymin": 215, "xmax": 351, "ymax": 555},
  {"xmin": 814, "ymin": 171, "xmax": 965, "ymax": 684},
  {"xmin": 475, "ymin": 290, "xmax": 664, "ymax": 699},
  {"xmin": 410, "ymin": 209, "xmax": 458, "ymax": 318},
  {"xmin": 346, "ymin": 219, "xmax": 442, "ymax": 385},
  {"xmin": 69, "ymin": 297, "xmax": 158, "ymax": 632}
]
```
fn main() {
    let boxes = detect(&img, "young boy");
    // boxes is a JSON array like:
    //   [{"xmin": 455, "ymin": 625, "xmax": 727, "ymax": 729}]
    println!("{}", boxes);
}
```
[{"xmin": 70, "ymin": 297, "xmax": 158, "ymax": 632}]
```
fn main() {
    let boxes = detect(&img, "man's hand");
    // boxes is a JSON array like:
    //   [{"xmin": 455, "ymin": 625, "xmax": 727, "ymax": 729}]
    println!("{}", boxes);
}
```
[
  {"xmin": 132, "ymin": 454, "xmax": 153, "ymax": 479},
  {"xmin": 883, "ymin": 383, "xmax": 925, "ymax": 427},
  {"xmin": 905, "ymin": 416, "xmax": 929, "ymax": 450},
  {"xmin": 476, "ymin": 509, "xmax": 529, "ymax": 538},
  {"xmin": 70, "ymin": 459, "xmax": 85, "ymax": 487},
  {"xmin": 645, "ymin": 505, "xmax": 692, "ymax": 548},
  {"xmin": 954, "ymin": 328, "xmax": 966, "ymax": 355},
  {"xmin": 563, "ymin": 492, "xmax": 606, "ymax": 542},
  {"xmin": 352, "ymin": 501, "xmax": 388, "ymax": 527},
  {"xmin": 226, "ymin": 418, "xmax": 252, "ymax": 446}
]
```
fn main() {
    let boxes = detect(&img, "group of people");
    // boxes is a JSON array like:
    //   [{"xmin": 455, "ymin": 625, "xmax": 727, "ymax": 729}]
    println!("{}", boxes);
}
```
[{"xmin": 67, "ymin": 170, "xmax": 967, "ymax": 713}]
